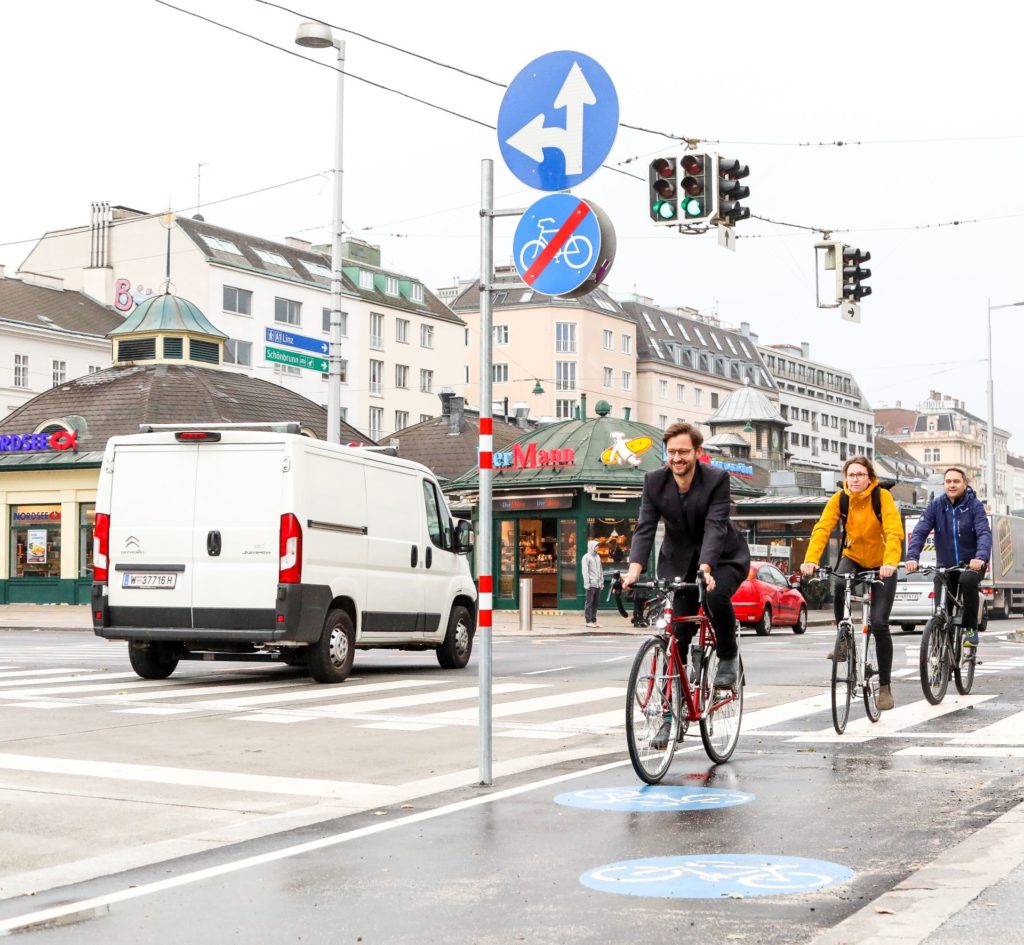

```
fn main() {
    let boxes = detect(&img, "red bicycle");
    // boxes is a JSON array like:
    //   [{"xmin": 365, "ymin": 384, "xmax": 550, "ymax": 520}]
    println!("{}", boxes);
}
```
[{"xmin": 613, "ymin": 574, "xmax": 744, "ymax": 783}]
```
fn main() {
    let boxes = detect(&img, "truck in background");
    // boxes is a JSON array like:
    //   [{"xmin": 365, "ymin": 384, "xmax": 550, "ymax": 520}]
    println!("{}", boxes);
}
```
[{"xmin": 902, "ymin": 512, "xmax": 1024, "ymax": 622}]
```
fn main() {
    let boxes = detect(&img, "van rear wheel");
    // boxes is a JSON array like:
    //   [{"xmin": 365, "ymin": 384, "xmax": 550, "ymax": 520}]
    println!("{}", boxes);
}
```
[
  {"xmin": 128, "ymin": 642, "xmax": 180, "ymax": 680},
  {"xmin": 437, "ymin": 605, "xmax": 474, "ymax": 669},
  {"xmin": 309, "ymin": 609, "xmax": 355, "ymax": 683}
]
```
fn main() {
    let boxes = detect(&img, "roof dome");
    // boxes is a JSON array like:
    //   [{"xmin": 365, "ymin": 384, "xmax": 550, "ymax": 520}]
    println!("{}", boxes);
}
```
[
  {"xmin": 108, "ymin": 293, "xmax": 227, "ymax": 339},
  {"xmin": 709, "ymin": 379, "xmax": 787, "ymax": 425}
]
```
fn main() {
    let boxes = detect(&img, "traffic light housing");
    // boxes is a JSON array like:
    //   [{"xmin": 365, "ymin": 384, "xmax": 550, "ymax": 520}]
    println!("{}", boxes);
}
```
[
  {"xmin": 841, "ymin": 246, "xmax": 872, "ymax": 301},
  {"xmin": 715, "ymin": 156, "xmax": 750, "ymax": 225},
  {"xmin": 678, "ymin": 153, "xmax": 714, "ymax": 224},
  {"xmin": 648, "ymin": 157, "xmax": 678, "ymax": 224}
]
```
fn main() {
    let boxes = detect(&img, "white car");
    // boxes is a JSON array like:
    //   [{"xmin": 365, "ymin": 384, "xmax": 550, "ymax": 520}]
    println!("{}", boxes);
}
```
[{"xmin": 890, "ymin": 565, "xmax": 987, "ymax": 634}]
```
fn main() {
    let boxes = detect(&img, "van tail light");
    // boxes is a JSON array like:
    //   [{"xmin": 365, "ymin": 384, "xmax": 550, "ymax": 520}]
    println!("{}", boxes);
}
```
[
  {"xmin": 279, "ymin": 513, "xmax": 302, "ymax": 584},
  {"xmin": 93, "ymin": 512, "xmax": 110, "ymax": 582},
  {"xmin": 928, "ymin": 591, "xmax": 935, "ymax": 599}
]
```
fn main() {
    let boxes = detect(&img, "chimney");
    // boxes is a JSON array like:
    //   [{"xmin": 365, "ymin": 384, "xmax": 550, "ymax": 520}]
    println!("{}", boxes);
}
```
[
  {"xmin": 580, "ymin": 392, "xmax": 587, "ymax": 420},
  {"xmin": 623, "ymin": 406, "xmax": 632, "ymax": 421},
  {"xmin": 800, "ymin": 341, "xmax": 810, "ymax": 359},
  {"xmin": 285, "ymin": 237, "xmax": 313, "ymax": 251},
  {"xmin": 739, "ymin": 321, "xmax": 750, "ymax": 337},
  {"xmin": 439, "ymin": 387, "xmax": 455, "ymax": 416},
  {"xmin": 449, "ymin": 396, "xmax": 465, "ymax": 435},
  {"xmin": 513, "ymin": 402, "xmax": 530, "ymax": 428}
]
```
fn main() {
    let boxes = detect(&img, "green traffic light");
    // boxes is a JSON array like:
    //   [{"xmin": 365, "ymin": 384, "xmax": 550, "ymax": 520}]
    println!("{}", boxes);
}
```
[
  {"xmin": 653, "ymin": 200, "xmax": 676, "ymax": 220},
  {"xmin": 682, "ymin": 197, "xmax": 704, "ymax": 218}
]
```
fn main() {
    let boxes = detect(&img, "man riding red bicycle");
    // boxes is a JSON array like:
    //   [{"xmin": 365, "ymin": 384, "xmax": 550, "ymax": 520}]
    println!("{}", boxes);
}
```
[{"xmin": 622, "ymin": 422, "xmax": 750, "ymax": 704}]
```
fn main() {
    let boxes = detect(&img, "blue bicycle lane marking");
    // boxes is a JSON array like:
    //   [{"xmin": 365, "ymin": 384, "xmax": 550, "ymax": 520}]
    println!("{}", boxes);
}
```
[
  {"xmin": 554, "ymin": 786, "xmax": 755, "ymax": 812},
  {"xmin": 580, "ymin": 854, "xmax": 854, "ymax": 899}
]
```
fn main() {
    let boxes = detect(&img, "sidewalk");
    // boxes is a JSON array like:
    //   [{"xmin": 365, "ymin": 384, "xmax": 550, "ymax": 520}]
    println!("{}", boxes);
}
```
[{"xmin": 0, "ymin": 604, "xmax": 838, "ymax": 635}]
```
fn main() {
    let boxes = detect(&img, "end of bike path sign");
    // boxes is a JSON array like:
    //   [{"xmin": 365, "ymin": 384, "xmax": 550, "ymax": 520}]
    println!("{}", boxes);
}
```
[{"xmin": 512, "ymin": 193, "xmax": 616, "ymax": 298}]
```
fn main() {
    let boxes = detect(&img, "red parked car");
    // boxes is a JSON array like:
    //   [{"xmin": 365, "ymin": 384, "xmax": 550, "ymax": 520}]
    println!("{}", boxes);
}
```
[{"xmin": 731, "ymin": 560, "xmax": 807, "ymax": 635}]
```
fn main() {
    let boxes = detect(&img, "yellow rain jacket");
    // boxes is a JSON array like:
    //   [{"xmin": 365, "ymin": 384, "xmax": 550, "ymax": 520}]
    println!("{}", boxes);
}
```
[{"xmin": 804, "ymin": 480, "xmax": 904, "ymax": 569}]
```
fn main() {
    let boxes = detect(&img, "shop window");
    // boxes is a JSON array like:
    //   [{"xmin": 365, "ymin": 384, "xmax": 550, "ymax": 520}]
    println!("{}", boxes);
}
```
[
  {"xmin": 559, "ymin": 520, "xmax": 578, "ymax": 599},
  {"xmin": 80, "ymin": 504, "xmax": 95, "ymax": 578},
  {"xmin": 499, "ymin": 520, "xmax": 516, "ymax": 600},
  {"xmin": 587, "ymin": 517, "xmax": 637, "ymax": 575},
  {"xmin": 10, "ymin": 505, "xmax": 62, "ymax": 579},
  {"xmin": 519, "ymin": 518, "xmax": 559, "ymax": 606}
]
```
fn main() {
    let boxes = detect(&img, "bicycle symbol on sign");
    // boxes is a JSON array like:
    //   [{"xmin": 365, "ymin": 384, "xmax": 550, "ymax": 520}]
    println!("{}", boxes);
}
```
[{"xmin": 518, "ymin": 217, "xmax": 594, "ymax": 273}]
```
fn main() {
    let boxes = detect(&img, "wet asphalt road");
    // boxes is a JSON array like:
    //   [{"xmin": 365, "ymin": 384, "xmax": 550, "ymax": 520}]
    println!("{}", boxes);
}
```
[{"xmin": 2, "ymin": 624, "xmax": 1023, "ymax": 944}]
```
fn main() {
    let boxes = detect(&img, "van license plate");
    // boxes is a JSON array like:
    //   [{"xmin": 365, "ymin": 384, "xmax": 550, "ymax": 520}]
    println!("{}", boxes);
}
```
[
  {"xmin": 122, "ymin": 573, "xmax": 177, "ymax": 589},
  {"xmin": 894, "ymin": 593, "xmax": 916, "ymax": 601}
]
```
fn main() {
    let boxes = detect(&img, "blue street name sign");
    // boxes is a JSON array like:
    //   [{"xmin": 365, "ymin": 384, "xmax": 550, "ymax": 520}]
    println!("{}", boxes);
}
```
[
  {"xmin": 265, "ymin": 326, "xmax": 329, "ymax": 356},
  {"xmin": 512, "ymin": 193, "xmax": 616, "ymax": 298},
  {"xmin": 498, "ymin": 50, "xmax": 618, "ymax": 192}
]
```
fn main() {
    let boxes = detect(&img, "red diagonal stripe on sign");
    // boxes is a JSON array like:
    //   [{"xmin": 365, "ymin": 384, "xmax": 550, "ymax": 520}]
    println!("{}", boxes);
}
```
[{"xmin": 523, "ymin": 201, "xmax": 591, "ymax": 285}]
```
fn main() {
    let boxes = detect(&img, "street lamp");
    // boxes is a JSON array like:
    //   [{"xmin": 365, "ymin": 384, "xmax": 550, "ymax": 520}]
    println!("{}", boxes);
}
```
[
  {"xmin": 296, "ymin": 21, "xmax": 345, "ymax": 445},
  {"xmin": 986, "ymin": 297, "xmax": 1024, "ymax": 511}
]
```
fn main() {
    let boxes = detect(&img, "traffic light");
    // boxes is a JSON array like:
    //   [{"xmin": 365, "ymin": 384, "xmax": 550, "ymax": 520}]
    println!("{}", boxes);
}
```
[
  {"xmin": 678, "ymin": 153, "xmax": 714, "ymax": 223},
  {"xmin": 841, "ymin": 246, "xmax": 872, "ymax": 301},
  {"xmin": 715, "ymin": 156, "xmax": 750, "ymax": 225},
  {"xmin": 648, "ymin": 157, "xmax": 678, "ymax": 224}
]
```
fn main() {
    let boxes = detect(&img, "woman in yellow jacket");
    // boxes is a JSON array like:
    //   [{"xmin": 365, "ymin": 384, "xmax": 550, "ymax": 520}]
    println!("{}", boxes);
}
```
[{"xmin": 801, "ymin": 456, "xmax": 905, "ymax": 710}]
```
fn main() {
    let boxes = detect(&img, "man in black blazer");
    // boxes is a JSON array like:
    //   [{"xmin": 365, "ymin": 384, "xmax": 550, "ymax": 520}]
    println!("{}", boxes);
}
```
[{"xmin": 623, "ymin": 421, "xmax": 750, "ymax": 696}]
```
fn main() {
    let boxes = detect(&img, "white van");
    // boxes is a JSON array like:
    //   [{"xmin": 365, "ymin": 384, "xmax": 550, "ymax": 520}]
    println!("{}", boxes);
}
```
[{"xmin": 91, "ymin": 424, "xmax": 477, "ymax": 683}]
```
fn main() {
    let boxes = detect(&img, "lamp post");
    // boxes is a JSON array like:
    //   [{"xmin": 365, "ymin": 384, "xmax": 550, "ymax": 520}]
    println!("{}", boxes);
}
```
[
  {"xmin": 986, "ymin": 298, "xmax": 1024, "ymax": 512},
  {"xmin": 296, "ymin": 21, "xmax": 345, "ymax": 444}
]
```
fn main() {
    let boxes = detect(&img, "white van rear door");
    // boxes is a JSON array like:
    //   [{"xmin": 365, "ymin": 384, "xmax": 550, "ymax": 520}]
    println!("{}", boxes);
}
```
[
  {"xmin": 107, "ymin": 443, "xmax": 198, "ymax": 613},
  {"xmin": 192, "ymin": 443, "xmax": 283, "ymax": 618}
]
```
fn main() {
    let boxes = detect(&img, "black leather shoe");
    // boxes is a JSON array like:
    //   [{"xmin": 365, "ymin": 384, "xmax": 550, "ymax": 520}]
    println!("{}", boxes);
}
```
[
  {"xmin": 714, "ymin": 656, "xmax": 739, "ymax": 689},
  {"xmin": 651, "ymin": 718, "xmax": 672, "ymax": 750}
]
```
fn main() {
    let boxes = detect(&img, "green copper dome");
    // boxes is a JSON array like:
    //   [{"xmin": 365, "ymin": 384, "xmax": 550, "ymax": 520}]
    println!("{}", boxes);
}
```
[{"xmin": 108, "ymin": 293, "xmax": 227, "ymax": 339}]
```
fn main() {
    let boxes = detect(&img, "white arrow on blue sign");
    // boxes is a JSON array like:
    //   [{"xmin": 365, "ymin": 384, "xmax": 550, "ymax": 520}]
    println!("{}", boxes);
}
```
[
  {"xmin": 264, "ymin": 326, "xmax": 329, "ymax": 356},
  {"xmin": 498, "ymin": 51, "xmax": 618, "ymax": 192}
]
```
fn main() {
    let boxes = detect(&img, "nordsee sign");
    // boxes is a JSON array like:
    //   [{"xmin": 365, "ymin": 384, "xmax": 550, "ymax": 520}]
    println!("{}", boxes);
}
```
[{"xmin": 0, "ymin": 430, "xmax": 78, "ymax": 453}]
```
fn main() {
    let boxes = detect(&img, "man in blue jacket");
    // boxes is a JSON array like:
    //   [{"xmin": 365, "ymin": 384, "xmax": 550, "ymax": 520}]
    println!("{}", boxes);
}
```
[{"xmin": 906, "ymin": 467, "xmax": 992, "ymax": 652}]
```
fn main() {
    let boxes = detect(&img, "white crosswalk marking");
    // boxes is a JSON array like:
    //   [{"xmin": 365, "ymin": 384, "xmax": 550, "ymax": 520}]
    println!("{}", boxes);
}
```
[
  {"xmin": 949, "ymin": 708, "xmax": 1024, "ymax": 745},
  {"xmin": 181, "ymin": 678, "xmax": 451, "ymax": 710}
]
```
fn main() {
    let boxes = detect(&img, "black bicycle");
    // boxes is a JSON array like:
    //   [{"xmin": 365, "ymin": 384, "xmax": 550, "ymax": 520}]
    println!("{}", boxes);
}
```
[{"xmin": 917, "ymin": 565, "xmax": 977, "ymax": 704}]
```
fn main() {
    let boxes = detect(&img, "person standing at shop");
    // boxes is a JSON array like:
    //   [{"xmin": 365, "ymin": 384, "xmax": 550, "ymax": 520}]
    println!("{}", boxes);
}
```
[
  {"xmin": 582, "ymin": 540, "xmax": 604, "ymax": 628},
  {"xmin": 622, "ymin": 421, "xmax": 749, "ymax": 690}
]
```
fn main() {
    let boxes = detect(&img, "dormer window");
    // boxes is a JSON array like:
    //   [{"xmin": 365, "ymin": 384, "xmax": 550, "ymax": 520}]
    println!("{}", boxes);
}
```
[
  {"xmin": 385, "ymin": 276, "xmax": 399, "ymax": 296},
  {"xmin": 358, "ymin": 270, "xmax": 374, "ymax": 290}
]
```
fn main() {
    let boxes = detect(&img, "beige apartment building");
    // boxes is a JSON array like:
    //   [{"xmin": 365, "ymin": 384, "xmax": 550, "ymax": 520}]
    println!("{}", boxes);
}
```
[{"xmin": 876, "ymin": 392, "xmax": 1012, "ymax": 510}]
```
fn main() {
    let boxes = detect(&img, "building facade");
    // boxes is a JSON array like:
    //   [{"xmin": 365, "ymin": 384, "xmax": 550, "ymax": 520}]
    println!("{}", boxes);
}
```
[
  {"xmin": 18, "ymin": 204, "xmax": 466, "ymax": 442},
  {"xmin": 758, "ymin": 342, "xmax": 875, "ymax": 470},
  {"xmin": 876, "ymin": 391, "xmax": 1012, "ymax": 511},
  {"xmin": 1, "ymin": 269, "xmax": 121, "ymax": 417}
]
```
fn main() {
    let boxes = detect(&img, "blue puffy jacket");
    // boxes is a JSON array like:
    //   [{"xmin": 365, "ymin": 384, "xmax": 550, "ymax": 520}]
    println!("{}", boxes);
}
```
[{"xmin": 907, "ymin": 487, "xmax": 992, "ymax": 566}]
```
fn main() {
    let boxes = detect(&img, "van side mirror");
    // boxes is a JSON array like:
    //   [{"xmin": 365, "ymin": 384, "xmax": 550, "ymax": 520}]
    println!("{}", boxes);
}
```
[{"xmin": 454, "ymin": 519, "xmax": 475, "ymax": 555}]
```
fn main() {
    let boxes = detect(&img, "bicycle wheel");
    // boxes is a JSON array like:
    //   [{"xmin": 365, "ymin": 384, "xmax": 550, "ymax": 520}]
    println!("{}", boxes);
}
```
[
  {"xmin": 862, "ymin": 630, "xmax": 881, "ymax": 723},
  {"xmin": 626, "ymin": 636, "xmax": 682, "ymax": 784},
  {"xmin": 920, "ymin": 615, "xmax": 950, "ymax": 704},
  {"xmin": 699, "ymin": 651, "xmax": 744, "ymax": 763},
  {"xmin": 953, "ymin": 626, "xmax": 976, "ymax": 695},
  {"xmin": 831, "ymin": 625, "xmax": 854, "ymax": 734},
  {"xmin": 517, "ymin": 238, "xmax": 545, "ymax": 272}
]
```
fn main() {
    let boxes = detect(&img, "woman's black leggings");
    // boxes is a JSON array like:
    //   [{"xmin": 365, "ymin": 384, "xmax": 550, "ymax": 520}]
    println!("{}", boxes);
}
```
[{"xmin": 833, "ymin": 556, "xmax": 897, "ymax": 686}]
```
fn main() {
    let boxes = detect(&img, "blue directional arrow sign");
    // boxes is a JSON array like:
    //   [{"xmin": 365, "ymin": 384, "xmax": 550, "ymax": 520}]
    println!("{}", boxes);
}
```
[
  {"xmin": 513, "ymin": 193, "xmax": 616, "ymax": 298},
  {"xmin": 265, "ymin": 326, "xmax": 328, "ymax": 356},
  {"xmin": 498, "ymin": 51, "xmax": 618, "ymax": 191}
]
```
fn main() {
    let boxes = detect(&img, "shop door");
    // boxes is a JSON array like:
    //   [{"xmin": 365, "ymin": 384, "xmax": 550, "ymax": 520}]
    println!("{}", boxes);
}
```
[
  {"xmin": 496, "ymin": 520, "xmax": 517, "ymax": 609},
  {"xmin": 557, "ymin": 519, "xmax": 579, "ymax": 606}
]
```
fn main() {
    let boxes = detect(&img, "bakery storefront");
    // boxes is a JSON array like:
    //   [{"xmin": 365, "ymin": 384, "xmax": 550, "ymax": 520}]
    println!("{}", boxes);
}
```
[
  {"xmin": 0, "ymin": 427, "xmax": 102, "ymax": 604},
  {"xmin": 445, "ymin": 402, "xmax": 762, "ymax": 612}
]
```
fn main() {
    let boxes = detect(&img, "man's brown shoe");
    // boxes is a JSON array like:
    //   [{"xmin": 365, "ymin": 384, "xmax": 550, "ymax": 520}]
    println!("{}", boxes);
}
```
[{"xmin": 877, "ymin": 685, "xmax": 894, "ymax": 711}]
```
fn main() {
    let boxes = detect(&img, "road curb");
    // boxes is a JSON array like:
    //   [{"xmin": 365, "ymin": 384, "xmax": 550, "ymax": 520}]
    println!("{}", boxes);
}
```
[{"xmin": 807, "ymin": 798, "xmax": 1024, "ymax": 945}]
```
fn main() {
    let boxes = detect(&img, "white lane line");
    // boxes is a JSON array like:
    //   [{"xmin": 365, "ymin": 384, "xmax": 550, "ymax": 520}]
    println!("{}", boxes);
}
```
[
  {"xmin": 0, "ymin": 668, "xmax": 91, "ymax": 679},
  {"xmin": 177, "ymin": 678, "xmax": 449, "ymax": 710},
  {"xmin": 114, "ymin": 707, "xmax": 201, "ymax": 716},
  {"xmin": 95, "ymin": 679, "xmax": 311, "ymax": 703},
  {"xmin": 896, "ymin": 745, "xmax": 1024, "ymax": 758},
  {"xmin": 0, "ymin": 672, "xmax": 140, "ymax": 693},
  {"xmin": 421, "ymin": 687, "xmax": 625, "ymax": 722},
  {"xmin": 523, "ymin": 666, "xmax": 574, "ymax": 675},
  {"xmin": 789, "ymin": 693, "xmax": 997, "ymax": 744},
  {"xmin": 950, "ymin": 708, "xmax": 1024, "ymax": 745},
  {"xmin": 0, "ymin": 757, "xmax": 633, "ymax": 935},
  {"xmin": 741, "ymin": 691, "xmax": 832, "ymax": 731},
  {"xmin": 599, "ymin": 654, "xmax": 633, "ymax": 663},
  {"xmin": 0, "ymin": 752, "xmax": 400, "ymax": 800}
]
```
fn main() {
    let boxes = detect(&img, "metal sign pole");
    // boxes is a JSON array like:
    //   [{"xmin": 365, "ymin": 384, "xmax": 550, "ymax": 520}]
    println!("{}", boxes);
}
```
[{"xmin": 478, "ymin": 159, "xmax": 495, "ymax": 786}]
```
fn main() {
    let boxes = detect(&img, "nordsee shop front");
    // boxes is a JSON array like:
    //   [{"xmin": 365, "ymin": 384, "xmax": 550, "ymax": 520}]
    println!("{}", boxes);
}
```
[{"xmin": 0, "ymin": 428, "xmax": 102, "ymax": 604}]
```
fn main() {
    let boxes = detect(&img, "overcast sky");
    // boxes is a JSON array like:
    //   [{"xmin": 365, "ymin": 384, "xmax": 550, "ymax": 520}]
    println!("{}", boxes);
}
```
[{"xmin": 3, "ymin": 0, "xmax": 1022, "ymax": 450}]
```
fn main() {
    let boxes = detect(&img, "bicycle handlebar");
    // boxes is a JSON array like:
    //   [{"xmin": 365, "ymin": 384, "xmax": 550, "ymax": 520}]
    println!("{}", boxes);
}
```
[
  {"xmin": 608, "ymin": 572, "xmax": 706, "ymax": 621},
  {"xmin": 808, "ymin": 565, "xmax": 901, "ymax": 584}
]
